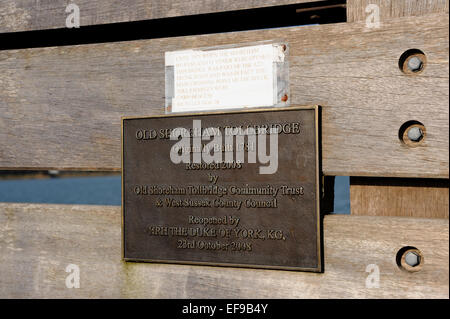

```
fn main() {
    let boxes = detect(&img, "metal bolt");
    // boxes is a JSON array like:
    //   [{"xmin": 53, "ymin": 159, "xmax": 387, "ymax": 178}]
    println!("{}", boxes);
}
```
[
  {"xmin": 405, "ymin": 251, "xmax": 421, "ymax": 267},
  {"xmin": 407, "ymin": 56, "xmax": 423, "ymax": 72},
  {"xmin": 407, "ymin": 126, "xmax": 423, "ymax": 142},
  {"xmin": 399, "ymin": 49, "xmax": 426, "ymax": 75},
  {"xmin": 400, "ymin": 121, "xmax": 426, "ymax": 146},
  {"xmin": 396, "ymin": 246, "xmax": 424, "ymax": 272}
]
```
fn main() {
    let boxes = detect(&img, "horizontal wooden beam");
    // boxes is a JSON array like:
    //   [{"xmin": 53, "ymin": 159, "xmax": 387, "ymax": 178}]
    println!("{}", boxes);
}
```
[
  {"xmin": 350, "ymin": 177, "xmax": 449, "ymax": 218},
  {"xmin": 0, "ymin": 14, "xmax": 448, "ymax": 177},
  {"xmin": 0, "ymin": 203, "xmax": 447, "ymax": 298},
  {"xmin": 0, "ymin": 0, "xmax": 321, "ymax": 33}
]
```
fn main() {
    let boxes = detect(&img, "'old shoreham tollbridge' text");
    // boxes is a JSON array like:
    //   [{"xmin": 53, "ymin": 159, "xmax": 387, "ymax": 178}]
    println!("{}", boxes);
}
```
[{"xmin": 134, "ymin": 120, "xmax": 303, "ymax": 174}]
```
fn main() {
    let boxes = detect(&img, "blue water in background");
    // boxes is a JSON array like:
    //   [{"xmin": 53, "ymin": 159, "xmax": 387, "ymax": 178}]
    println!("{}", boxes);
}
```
[
  {"xmin": 0, "ymin": 175, "xmax": 122, "ymax": 206},
  {"xmin": 333, "ymin": 176, "xmax": 350, "ymax": 214},
  {"xmin": 0, "ymin": 175, "xmax": 350, "ymax": 213}
]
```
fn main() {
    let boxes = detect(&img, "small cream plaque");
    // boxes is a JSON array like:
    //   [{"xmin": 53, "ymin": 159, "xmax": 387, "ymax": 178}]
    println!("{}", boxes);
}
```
[{"xmin": 165, "ymin": 42, "xmax": 289, "ymax": 113}]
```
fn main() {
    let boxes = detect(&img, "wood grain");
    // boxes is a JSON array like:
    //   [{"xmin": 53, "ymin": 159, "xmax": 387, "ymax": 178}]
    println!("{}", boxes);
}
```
[
  {"xmin": 350, "ymin": 177, "xmax": 449, "ymax": 218},
  {"xmin": 0, "ymin": 0, "xmax": 318, "ymax": 33},
  {"xmin": 347, "ymin": 0, "xmax": 449, "ymax": 22},
  {"xmin": 0, "ymin": 203, "xmax": 447, "ymax": 298},
  {"xmin": 0, "ymin": 14, "xmax": 448, "ymax": 177},
  {"xmin": 346, "ymin": 1, "xmax": 449, "ymax": 218}
]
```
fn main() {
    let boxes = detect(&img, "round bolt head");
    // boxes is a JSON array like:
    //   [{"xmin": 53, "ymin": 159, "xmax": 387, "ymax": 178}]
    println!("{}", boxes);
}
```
[
  {"xmin": 407, "ymin": 126, "xmax": 423, "ymax": 142},
  {"xmin": 399, "ymin": 49, "xmax": 427, "ymax": 75},
  {"xmin": 405, "ymin": 251, "xmax": 421, "ymax": 267},
  {"xmin": 407, "ymin": 56, "xmax": 423, "ymax": 72}
]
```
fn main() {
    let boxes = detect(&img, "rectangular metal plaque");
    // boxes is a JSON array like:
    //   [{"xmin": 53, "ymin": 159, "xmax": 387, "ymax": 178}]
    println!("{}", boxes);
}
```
[{"xmin": 122, "ymin": 106, "xmax": 321, "ymax": 272}]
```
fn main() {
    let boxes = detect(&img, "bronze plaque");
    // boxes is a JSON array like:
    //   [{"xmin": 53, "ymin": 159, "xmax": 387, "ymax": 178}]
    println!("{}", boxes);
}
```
[{"xmin": 122, "ymin": 106, "xmax": 321, "ymax": 271}]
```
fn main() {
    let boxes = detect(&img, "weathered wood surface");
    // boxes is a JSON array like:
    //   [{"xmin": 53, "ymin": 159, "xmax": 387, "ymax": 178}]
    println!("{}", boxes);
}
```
[
  {"xmin": 350, "ymin": 177, "xmax": 449, "ymax": 218},
  {"xmin": 0, "ymin": 203, "xmax": 447, "ymax": 298},
  {"xmin": 0, "ymin": 0, "xmax": 319, "ymax": 33},
  {"xmin": 347, "ymin": 0, "xmax": 449, "ymax": 22},
  {"xmin": 346, "ymin": 1, "xmax": 450, "ymax": 218},
  {"xmin": 0, "ymin": 14, "xmax": 448, "ymax": 177}
]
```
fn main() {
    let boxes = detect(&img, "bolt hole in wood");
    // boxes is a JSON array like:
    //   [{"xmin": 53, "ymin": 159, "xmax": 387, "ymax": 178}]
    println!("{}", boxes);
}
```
[
  {"xmin": 399, "ymin": 49, "xmax": 427, "ymax": 75},
  {"xmin": 396, "ymin": 246, "xmax": 424, "ymax": 272},
  {"xmin": 399, "ymin": 121, "xmax": 426, "ymax": 146}
]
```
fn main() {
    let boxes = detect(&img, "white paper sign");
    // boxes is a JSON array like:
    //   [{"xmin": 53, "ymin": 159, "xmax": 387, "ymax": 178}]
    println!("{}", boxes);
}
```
[{"xmin": 165, "ymin": 43, "xmax": 286, "ymax": 113}]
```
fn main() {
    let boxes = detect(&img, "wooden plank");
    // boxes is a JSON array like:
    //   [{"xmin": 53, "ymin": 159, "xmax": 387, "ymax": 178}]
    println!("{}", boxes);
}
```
[
  {"xmin": 350, "ymin": 177, "xmax": 449, "ymax": 219},
  {"xmin": 0, "ymin": 203, "xmax": 447, "ymax": 298},
  {"xmin": 0, "ymin": 0, "xmax": 319, "ymax": 33},
  {"xmin": 0, "ymin": 14, "xmax": 448, "ymax": 177},
  {"xmin": 347, "ymin": 0, "xmax": 449, "ymax": 22},
  {"xmin": 346, "ymin": 1, "xmax": 450, "ymax": 218}
]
